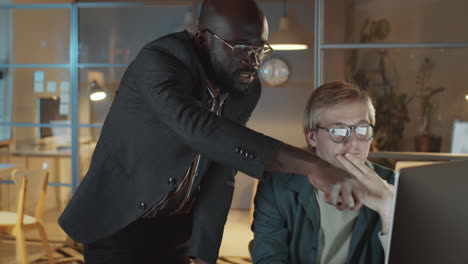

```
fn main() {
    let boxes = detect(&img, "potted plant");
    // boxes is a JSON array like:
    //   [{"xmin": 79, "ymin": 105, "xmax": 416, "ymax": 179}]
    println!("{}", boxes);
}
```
[
  {"xmin": 414, "ymin": 57, "xmax": 445, "ymax": 152},
  {"xmin": 349, "ymin": 19, "xmax": 414, "ymax": 152}
]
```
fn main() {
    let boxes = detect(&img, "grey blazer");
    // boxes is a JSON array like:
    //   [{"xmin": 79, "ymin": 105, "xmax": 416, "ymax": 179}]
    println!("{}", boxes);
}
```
[{"xmin": 58, "ymin": 31, "xmax": 281, "ymax": 263}]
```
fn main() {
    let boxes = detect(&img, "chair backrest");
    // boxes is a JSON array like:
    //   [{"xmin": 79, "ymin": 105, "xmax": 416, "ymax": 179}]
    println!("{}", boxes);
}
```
[{"xmin": 12, "ymin": 166, "xmax": 49, "ymax": 225}]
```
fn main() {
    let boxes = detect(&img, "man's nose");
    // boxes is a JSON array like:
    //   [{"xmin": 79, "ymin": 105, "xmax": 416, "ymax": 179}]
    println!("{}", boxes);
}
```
[
  {"xmin": 242, "ymin": 52, "xmax": 260, "ymax": 67},
  {"xmin": 344, "ymin": 132, "xmax": 359, "ymax": 145}
]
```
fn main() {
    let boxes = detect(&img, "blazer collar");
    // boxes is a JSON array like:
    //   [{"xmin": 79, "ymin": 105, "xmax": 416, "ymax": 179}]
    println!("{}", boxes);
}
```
[
  {"xmin": 284, "ymin": 174, "xmax": 320, "ymax": 230},
  {"xmin": 284, "ymin": 160, "xmax": 378, "ymax": 261}
]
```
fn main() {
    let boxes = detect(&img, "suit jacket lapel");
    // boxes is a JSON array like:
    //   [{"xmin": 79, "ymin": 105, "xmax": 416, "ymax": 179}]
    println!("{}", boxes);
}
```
[
  {"xmin": 285, "ymin": 175, "xmax": 320, "ymax": 230},
  {"xmin": 347, "ymin": 206, "xmax": 379, "ymax": 262},
  {"xmin": 288, "ymin": 174, "xmax": 377, "ymax": 261}
]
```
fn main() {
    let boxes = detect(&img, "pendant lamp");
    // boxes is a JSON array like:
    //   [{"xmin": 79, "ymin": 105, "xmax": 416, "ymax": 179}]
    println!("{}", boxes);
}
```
[
  {"xmin": 89, "ymin": 80, "xmax": 106, "ymax": 101},
  {"xmin": 269, "ymin": 0, "xmax": 311, "ymax": 50}
]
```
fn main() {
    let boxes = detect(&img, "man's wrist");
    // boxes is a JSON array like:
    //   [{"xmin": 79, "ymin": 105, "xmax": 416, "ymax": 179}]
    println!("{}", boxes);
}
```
[
  {"xmin": 378, "ymin": 201, "xmax": 392, "ymax": 235},
  {"xmin": 265, "ymin": 143, "xmax": 319, "ymax": 176}
]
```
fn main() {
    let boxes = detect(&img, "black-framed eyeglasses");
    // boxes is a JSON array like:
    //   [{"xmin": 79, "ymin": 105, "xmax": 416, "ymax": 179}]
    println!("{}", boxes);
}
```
[
  {"xmin": 317, "ymin": 124, "xmax": 375, "ymax": 144},
  {"xmin": 202, "ymin": 29, "xmax": 273, "ymax": 61}
]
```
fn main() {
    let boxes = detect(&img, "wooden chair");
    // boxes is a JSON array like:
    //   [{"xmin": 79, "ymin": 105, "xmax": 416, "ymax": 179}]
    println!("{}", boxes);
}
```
[{"xmin": 0, "ymin": 164, "xmax": 55, "ymax": 264}]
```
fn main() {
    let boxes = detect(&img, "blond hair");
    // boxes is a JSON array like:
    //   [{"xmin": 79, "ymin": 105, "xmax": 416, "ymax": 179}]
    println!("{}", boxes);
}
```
[{"xmin": 303, "ymin": 81, "xmax": 376, "ymax": 135}]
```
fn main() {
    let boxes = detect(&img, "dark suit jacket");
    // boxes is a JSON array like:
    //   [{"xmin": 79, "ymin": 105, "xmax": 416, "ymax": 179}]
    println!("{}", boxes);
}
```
[
  {"xmin": 251, "ymin": 162, "xmax": 395, "ymax": 264},
  {"xmin": 59, "ymin": 31, "xmax": 281, "ymax": 263}
]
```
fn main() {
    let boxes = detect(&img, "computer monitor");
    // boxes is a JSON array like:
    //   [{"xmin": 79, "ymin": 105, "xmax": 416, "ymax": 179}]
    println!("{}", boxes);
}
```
[
  {"xmin": 37, "ymin": 97, "xmax": 68, "ymax": 138},
  {"xmin": 386, "ymin": 160, "xmax": 468, "ymax": 264},
  {"xmin": 451, "ymin": 120, "xmax": 468, "ymax": 154}
]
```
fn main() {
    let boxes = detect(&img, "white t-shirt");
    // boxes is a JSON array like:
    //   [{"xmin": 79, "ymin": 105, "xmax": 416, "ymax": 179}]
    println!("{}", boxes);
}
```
[{"xmin": 315, "ymin": 190, "xmax": 389, "ymax": 264}]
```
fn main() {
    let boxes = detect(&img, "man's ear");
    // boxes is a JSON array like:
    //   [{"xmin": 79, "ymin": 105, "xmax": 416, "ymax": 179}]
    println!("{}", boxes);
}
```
[
  {"xmin": 195, "ymin": 31, "xmax": 210, "ymax": 49},
  {"xmin": 306, "ymin": 130, "xmax": 318, "ymax": 148}
]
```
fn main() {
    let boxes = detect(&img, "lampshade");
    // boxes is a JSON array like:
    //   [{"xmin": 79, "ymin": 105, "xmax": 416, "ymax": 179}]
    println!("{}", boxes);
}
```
[
  {"xmin": 89, "ymin": 80, "xmax": 106, "ymax": 101},
  {"xmin": 269, "ymin": 1, "xmax": 311, "ymax": 51}
]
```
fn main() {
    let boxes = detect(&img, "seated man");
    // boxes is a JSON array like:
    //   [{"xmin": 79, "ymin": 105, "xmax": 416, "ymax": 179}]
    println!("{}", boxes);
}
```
[{"xmin": 251, "ymin": 81, "xmax": 395, "ymax": 264}]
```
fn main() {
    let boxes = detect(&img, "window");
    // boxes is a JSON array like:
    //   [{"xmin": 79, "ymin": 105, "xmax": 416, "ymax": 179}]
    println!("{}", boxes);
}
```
[{"xmin": 316, "ymin": 0, "xmax": 468, "ymax": 161}]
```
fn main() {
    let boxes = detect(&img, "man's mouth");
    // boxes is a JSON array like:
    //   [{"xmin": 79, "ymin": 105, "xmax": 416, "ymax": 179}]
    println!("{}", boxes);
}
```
[
  {"xmin": 341, "ymin": 152, "xmax": 360, "ymax": 156},
  {"xmin": 239, "ymin": 72, "xmax": 256, "ymax": 84}
]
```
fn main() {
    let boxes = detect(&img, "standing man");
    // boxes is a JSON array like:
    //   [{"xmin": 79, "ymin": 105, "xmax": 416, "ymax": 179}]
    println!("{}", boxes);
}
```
[{"xmin": 59, "ymin": 0, "xmax": 363, "ymax": 263}]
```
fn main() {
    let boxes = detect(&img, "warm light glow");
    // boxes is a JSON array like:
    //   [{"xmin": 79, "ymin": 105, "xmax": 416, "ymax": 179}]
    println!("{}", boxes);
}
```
[
  {"xmin": 90, "ymin": 91, "xmax": 106, "ymax": 101},
  {"xmin": 465, "ymin": 94, "xmax": 468, "ymax": 101},
  {"xmin": 270, "ymin": 44, "xmax": 308, "ymax": 50}
]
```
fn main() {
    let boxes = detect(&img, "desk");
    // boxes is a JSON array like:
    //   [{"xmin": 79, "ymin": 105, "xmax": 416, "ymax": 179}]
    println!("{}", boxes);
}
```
[
  {"xmin": 0, "ymin": 145, "xmax": 71, "ymax": 211},
  {"xmin": 0, "ymin": 143, "xmax": 94, "ymax": 211},
  {"xmin": 0, "ymin": 163, "xmax": 19, "ymax": 179}
]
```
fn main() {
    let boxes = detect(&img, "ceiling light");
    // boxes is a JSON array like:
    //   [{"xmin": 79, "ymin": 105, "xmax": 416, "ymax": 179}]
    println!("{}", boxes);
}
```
[
  {"xmin": 89, "ymin": 80, "xmax": 106, "ymax": 101},
  {"xmin": 269, "ymin": 0, "xmax": 312, "ymax": 51}
]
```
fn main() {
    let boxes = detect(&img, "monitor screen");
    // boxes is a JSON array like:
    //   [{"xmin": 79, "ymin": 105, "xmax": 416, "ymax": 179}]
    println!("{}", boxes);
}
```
[{"xmin": 38, "ymin": 97, "xmax": 68, "ymax": 138}]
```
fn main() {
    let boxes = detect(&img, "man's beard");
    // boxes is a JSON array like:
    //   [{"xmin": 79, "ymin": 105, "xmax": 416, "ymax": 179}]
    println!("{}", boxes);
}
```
[
  {"xmin": 209, "ymin": 64, "xmax": 249, "ymax": 98},
  {"xmin": 223, "ymin": 81, "xmax": 249, "ymax": 98}
]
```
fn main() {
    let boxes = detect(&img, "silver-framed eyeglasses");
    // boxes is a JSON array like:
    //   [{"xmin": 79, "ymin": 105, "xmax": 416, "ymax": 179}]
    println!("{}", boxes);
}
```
[
  {"xmin": 317, "ymin": 124, "xmax": 375, "ymax": 144},
  {"xmin": 203, "ymin": 29, "xmax": 273, "ymax": 61}
]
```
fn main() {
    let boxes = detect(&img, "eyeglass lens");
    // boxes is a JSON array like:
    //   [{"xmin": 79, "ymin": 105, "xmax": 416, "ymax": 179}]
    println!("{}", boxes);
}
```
[
  {"xmin": 329, "ymin": 124, "xmax": 373, "ymax": 142},
  {"xmin": 232, "ymin": 45, "xmax": 272, "ymax": 61}
]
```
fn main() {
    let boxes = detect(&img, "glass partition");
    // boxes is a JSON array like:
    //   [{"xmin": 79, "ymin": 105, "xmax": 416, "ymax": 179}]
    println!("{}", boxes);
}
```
[
  {"xmin": 79, "ymin": 6, "xmax": 189, "ymax": 64},
  {"xmin": 78, "ymin": 126, "xmax": 100, "ymax": 180},
  {"xmin": 78, "ymin": 67, "xmax": 125, "ymax": 124},
  {"xmin": 12, "ymin": 9, "xmax": 70, "ymax": 64},
  {"xmin": 12, "ymin": 68, "xmax": 70, "ymax": 124},
  {"xmin": 323, "ymin": 0, "xmax": 468, "ymax": 44},
  {"xmin": 0, "ymin": 67, "xmax": 13, "ymax": 143},
  {"xmin": 322, "ymin": 47, "xmax": 468, "ymax": 153}
]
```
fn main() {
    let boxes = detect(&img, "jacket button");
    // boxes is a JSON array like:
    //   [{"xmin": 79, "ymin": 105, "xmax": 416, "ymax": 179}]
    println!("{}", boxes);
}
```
[
  {"xmin": 249, "ymin": 153, "xmax": 255, "ymax": 159},
  {"xmin": 139, "ymin": 202, "xmax": 147, "ymax": 210},
  {"xmin": 235, "ymin": 147, "xmax": 240, "ymax": 153},
  {"xmin": 244, "ymin": 152, "xmax": 249, "ymax": 157},
  {"xmin": 239, "ymin": 148, "xmax": 244, "ymax": 155},
  {"xmin": 168, "ymin": 177, "xmax": 177, "ymax": 186}
]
